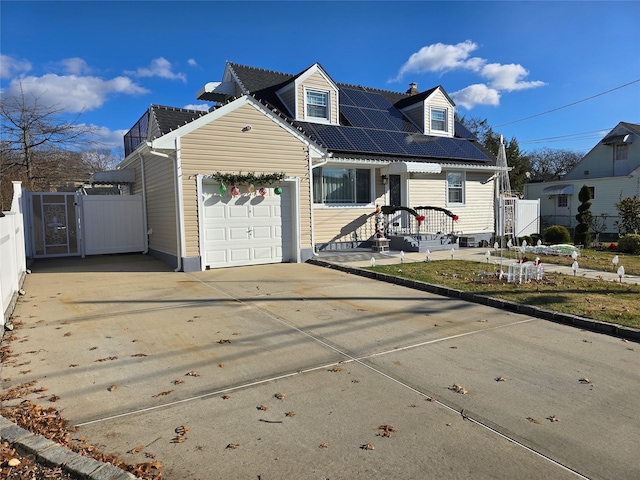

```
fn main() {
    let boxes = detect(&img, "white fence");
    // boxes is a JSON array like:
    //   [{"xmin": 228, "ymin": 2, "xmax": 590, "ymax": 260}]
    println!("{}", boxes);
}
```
[{"xmin": 1, "ymin": 182, "xmax": 27, "ymax": 327}]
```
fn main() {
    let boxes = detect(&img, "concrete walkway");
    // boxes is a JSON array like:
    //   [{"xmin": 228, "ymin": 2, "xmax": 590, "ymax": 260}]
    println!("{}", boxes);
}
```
[{"xmin": 1, "ymin": 253, "xmax": 639, "ymax": 479}]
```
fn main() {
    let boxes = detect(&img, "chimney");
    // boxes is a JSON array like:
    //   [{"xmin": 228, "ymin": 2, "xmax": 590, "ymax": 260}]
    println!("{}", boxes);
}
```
[{"xmin": 406, "ymin": 82, "xmax": 419, "ymax": 95}]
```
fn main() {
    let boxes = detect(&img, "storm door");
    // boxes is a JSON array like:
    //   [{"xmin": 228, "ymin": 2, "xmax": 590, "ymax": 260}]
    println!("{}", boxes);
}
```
[{"xmin": 30, "ymin": 193, "xmax": 79, "ymax": 257}]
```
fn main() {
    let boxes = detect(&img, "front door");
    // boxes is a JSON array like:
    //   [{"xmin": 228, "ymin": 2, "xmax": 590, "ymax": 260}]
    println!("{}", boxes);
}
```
[
  {"xmin": 555, "ymin": 194, "xmax": 571, "ymax": 227},
  {"xmin": 388, "ymin": 174, "xmax": 407, "ymax": 234},
  {"xmin": 30, "ymin": 193, "xmax": 79, "ymax": 257}
]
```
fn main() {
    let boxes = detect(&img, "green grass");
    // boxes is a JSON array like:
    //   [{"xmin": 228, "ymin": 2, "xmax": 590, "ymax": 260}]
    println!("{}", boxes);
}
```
[{"xmin": 367, "ymin": 260, "xmax": 640, "ymax": 330}]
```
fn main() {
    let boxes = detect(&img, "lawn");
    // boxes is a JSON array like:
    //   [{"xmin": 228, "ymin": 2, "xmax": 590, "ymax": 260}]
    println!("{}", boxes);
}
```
[
  {"xmin": 490, "ymin": 248, "xmax": 640, "ymax": 276},
  {"xmin": 366, "ymin": 259, "xmax": 640, "ymax": 330}
]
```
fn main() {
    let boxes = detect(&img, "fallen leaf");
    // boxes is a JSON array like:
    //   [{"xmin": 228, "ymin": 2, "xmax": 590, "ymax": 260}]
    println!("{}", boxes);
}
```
[
  {"xmin": 173, "ymin": 379, "xmax": 184, "ymax": 385},
  {"xmin": 69, "ymin": 364, "xmax": 79, "ymax": 368},
  {"xmin": 361, "ymin": 442, "xmax": 375, "ymax": 450},
  {"xmin": 185, "ymin": 370, "xmax": 200, "ymax": 377},
  {"xmin": 378, "ymin": 424, "xmax": 396, "ymax": 437},
  {"xmin": 547, "ymin": 415, "xmax": 560, "ymax": 422},
  {"xmin": 152, "ymin": 390, "xmax": 174, "ymax": 398},
  {"xmin": 275, "ymin": 393, "xmax": 285, "ymax": 400},
  {"xmin": 218, "ymin": 363, "xmax": 224, "ymax": 368},
  {"xmin": 131, "ymin": 353, "xmax": 148, "ymax": 357},
  {"xmin": 527, "ymin": 417, "xmax": 541, "ymax": 424},
  {"xmin": 108, "ymin": 385, "xmax": 117, "ymax": 392},
  {"xmin": 495, "ymin": 376, "xmax": 506, "ymax": 382},
  {"xmin": 449, "ymin": 384, "xmax": 468, "ymax": 394},
  {"xmin": 285, "ymin": 411, "xmax": 295, "ymax": 417},
  {"xmin": 128, "ymin": 445, "xmax": 144, "ymax": 454},
  {"xmin": 579, "ymin": 377, "xmax": 591, "ymax": 384},
  {"xmin": 63, "ymin": 332, "xmax": 73, "ymax": 337},
  {"xmin": 226, "ymin": 443, "xmax": 240, "ymax": 449},
  {"xmin": 319, "ymin": 442, "xmax": 329, "ymax": 448},
  {"xmin": 328, "ymin": 367, "xmax": 343, "ymax": 372},
  {"xmin": 351, "ymin": 379, "xmax": 360, "ymax": 383},
  {"xmin": 257, "ymin": 404, "xmax": 268, "ymax": 411},
  {"xmin": 218, "ymin": 339, "xmax": 231, "ymax": 344},
  {"xmin": 221, "ymin": 395, "xmax": 231, "ymax": 400}
]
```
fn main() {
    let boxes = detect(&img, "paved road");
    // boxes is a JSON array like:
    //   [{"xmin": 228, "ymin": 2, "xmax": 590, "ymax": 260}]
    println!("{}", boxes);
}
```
[{"xmin": 2, "ymin": 254, "xmax": 639, "ymax": 479}]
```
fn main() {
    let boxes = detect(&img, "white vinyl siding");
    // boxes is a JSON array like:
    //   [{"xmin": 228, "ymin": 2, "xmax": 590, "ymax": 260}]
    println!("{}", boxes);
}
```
[{"xmin": 425, "ymin": 89, "xmax": 454, "ymax": 136}]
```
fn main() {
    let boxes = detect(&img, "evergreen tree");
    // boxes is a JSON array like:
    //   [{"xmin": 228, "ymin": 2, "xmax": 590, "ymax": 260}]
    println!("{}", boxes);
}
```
[{"xmin": 574, "ymin": 184, "xmax": 592, "ymax": 246}]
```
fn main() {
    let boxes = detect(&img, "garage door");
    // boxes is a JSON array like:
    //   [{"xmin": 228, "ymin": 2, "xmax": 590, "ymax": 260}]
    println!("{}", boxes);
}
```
[{"xmin": 201, "ymin": 183, "xmax": 293, "ymax": 269}]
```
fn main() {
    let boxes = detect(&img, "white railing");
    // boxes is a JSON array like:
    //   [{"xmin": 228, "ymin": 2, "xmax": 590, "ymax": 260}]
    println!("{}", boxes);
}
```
[{"xmin": 1, "ymin": 181, "xmax": 27, "ymax": 327}]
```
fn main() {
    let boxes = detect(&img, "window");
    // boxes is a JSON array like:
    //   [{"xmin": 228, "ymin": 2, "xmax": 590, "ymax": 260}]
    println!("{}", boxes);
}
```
[
  {"xmin": 557, "ymin": 195, "xmax": 568, "ymax": 208},
  {"xmin": 447, "ymin": 172, "xmax": 464, "ymax": 204},
  {"xmin": 306, "ymin": 90, "xmax": 329, "ymax": 120},
  {"xmin": 313, "ymin": 167, "xmax": 371, "ymax": 204},
  {"xmin": 431, "ymin": 108, "xmax": 447, "ymax": 132},
  {"xmin": 614, "ymin": 144, "xmax": 628, "ymax": 161},
  {"xmin": 588, "ymin": 186, "xmax": 595, "ymax": 199}
]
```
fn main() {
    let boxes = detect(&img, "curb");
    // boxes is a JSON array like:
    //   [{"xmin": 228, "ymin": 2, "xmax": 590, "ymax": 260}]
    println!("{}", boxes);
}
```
[
  {"xmin": 0, "ymin": 415, "xmax": 139, "ymax": 479},
  {"xmin": 307, "ymin": 259, "xmax": 640, "ymax": 342}
]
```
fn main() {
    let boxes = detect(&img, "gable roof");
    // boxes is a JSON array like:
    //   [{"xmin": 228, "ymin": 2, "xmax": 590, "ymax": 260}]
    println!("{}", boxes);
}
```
[{"xmin": 225, "ymin": 62, "xmax": 492, "ymax": 164}]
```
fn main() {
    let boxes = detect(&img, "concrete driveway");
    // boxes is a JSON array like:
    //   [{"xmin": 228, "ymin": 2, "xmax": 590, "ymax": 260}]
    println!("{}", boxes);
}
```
[{"xmin": 2, "ymin": 254, "xmax": 639, "ymax": 479}]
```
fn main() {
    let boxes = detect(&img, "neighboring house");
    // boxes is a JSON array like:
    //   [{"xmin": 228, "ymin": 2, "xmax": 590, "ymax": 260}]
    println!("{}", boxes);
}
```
[
  {"xmin": 524, "ymin": 122, "xmax": 640, "ymax": 241},
  {"xmin": 118, "ymin": 62, "xmax": 499, "ymax": 271}
]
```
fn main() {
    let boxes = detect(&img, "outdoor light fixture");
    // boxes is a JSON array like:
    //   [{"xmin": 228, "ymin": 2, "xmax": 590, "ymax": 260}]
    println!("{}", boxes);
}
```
[
  {"xmin": 613, "ymin": 255, "xmax": 619, "ymax": 272},
  {"xmin": 617, "ymin": 265, "xmax": 625, "ymax": 283},
  {"xmin": 371, "ymin": 257, "xmax": 376, "ymax": 267},
  {"xmin": 400, "ymin": 250, "xmax": 405, "ymax": 263},
  {"xmin": 450, "ymin": 247, "xmax": 455, "ymax": 259},
  {"xmin": 572, "ymin": 250, "xmax": 578, "ymax": 261},
  {"xmin": 494, "ymin": 241, "xmax": 499, "ymax": 250},
  {"xmin": 425, "ymin": 249, "xmax": 430, "ymax": 262},
  {"xmin": 381, "ymin": 175, "xmax": 388, "ymax": 184},
  {"xmin": 572, "ymin": 260, "xmax": 579, "ymax": 276},
  {"xmin": 485, "ymin": 250, "xmax": 491, "ymax": 264}
]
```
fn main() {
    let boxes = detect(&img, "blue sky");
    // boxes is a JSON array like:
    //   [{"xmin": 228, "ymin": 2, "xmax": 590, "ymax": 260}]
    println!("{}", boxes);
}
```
[{"xmin": 2, "ymin": 0, "xmax": 639, "ymax": 157}]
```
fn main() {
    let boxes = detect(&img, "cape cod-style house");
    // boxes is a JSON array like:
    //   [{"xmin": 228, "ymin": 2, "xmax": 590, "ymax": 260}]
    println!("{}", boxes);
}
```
[
  {"xmin": 524, "ymin": 122, "xmax": 640, "ymax": 241},
  {"xmin": 118, "ymin": 62, "xmax": 501, "ymax": 271}
]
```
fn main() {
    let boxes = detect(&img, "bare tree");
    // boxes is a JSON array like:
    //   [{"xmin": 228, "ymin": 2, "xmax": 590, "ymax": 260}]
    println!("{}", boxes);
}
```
[
  {"xmin": 527, "ymin": 147, "xmax": 582, "ymax": 181},
  {"xmin": 1, "ymin": 80, "xmax": 97, "ymax": 208}
]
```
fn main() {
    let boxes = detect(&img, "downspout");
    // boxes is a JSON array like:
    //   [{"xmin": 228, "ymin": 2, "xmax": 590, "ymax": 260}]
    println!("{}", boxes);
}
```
[
  {"xmin": 174, "ymin": 137, "xmax": 186, "ymax": 272},
  {"xmin": 148, "ymin": 147, "xmax": 182, "ymax": 272},
  {"xmin": 139, "ymin": 152, "xmax": 149, "ymax": 254}
]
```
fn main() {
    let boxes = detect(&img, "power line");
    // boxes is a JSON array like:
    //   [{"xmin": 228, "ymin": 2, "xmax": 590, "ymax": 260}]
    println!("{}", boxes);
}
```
[
  {"xmin": 519, "ymin": 128, "xmax": 612, "ymax": 145},
  {"xmin": 495, "ymin": 78, "xmax": 640, "ymax": 127}
]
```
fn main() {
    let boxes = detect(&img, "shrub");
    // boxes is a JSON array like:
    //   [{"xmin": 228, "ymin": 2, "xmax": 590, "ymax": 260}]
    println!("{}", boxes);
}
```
[
  {"xmin": 574, "ymin": 185, "xmax": 592, "ymax": 246},
  {"xmin": 544, "ymin": 225, "xmax": 571, "ymax": 244},
  {"xmin": 530, "ymin": 233, "xmax": 542, "ymax": 245},
  {"xmin": 617, "ymin": 234, "xmax": 640, "ymax": 254}
]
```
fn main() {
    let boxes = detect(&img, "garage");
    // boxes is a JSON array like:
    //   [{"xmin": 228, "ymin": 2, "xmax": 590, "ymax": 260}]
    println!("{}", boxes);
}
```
[{"xmin": 200, "ymin": 183, "xmax": 294, "ymax": 269}]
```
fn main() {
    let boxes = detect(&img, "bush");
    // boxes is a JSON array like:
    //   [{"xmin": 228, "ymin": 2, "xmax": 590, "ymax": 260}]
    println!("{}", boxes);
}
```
[
  {"xmin": 617, "ymin": 234, "xmax": 640, "ymax": 254},
  {"xmin": 544, "ymin": 225, "xmax": 571, "ymax": 244},
  {"xmin": 530, "ymin": 233, "xmax": 542, "ymax": 245}
]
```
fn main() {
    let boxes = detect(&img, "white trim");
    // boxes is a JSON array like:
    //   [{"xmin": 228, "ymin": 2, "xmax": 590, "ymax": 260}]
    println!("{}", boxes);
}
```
[
  {"xmin": 303, "ymin": 86, "xmax": 331, "ymax": 123},
  {"xmin": 196, "ymin": 174, "xmax": 205, "ymax": 271},
  {"xmin": 446, "ymin": 170, "xmax": 466, "ymax": 206},
  {"xmin": 388, "ymin": 162, "xmax": 441, "ymax": 174}
]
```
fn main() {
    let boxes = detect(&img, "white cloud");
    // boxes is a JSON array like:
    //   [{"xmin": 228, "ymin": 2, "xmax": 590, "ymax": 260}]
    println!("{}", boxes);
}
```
[
  {"xmin": 395, "ymin": 40, "xmax": 484, "ymax": 80},
  {"xmin": 2, "ymin": 74, "xmax": 149, "ymax": 113},
  {"xmin": 59, "ymin": 57, "xmax": 91, "ymax": 75},
  {"xmin": 90, "ymin": 125, "xmax": 128, "ymax": 149},
  {"xmin": 182, "ymin": 103, "xmax": 211, "ymax": 112},
  {"xmin": 481, "ymin": 63, "xmax": 546, "ymax": 92},
  {"xmin": 393, "ymin": 41, "xmax": 545, "ymax": 109},
  {"xmin": 127, "ymin": 57, "xmax": 187, "ymax": 82},
  {"xmin": 0, "ymin": 54, "xmax": 32, "ymax": 79},
  {"xmin": 187, "ymin": 58, "xmax": 198, "ymax": 67},
  {"xmin": 450, "ymin": 84, "xmax": 501, "ymax": 110}
]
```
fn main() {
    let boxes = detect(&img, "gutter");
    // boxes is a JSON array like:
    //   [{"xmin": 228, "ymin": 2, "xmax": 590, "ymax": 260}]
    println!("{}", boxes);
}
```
[{"xmin": 138, "ymin": 152, "xmax": 149, "ymax": 254}]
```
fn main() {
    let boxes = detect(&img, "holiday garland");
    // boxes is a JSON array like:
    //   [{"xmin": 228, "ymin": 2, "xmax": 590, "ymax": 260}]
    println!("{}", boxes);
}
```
[{"xmin": 206, "ymin": 171, "xmax": 287, "ymax": 186}]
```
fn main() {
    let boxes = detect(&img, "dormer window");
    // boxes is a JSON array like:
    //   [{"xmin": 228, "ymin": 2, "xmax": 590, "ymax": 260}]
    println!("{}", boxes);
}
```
[
  {"xmin": 305, "ymin": 88, "xmax": 330, "ymax": 122},
  {"xmin": 431, "ymin": 108, "xmax": 447, "ymax": 132}
]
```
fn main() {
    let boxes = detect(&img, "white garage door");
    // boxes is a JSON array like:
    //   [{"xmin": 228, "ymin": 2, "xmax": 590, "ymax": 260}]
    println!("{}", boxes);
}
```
[{"xmin": 201, "ymin": 183, "xmax": 293, "ymax": 269}]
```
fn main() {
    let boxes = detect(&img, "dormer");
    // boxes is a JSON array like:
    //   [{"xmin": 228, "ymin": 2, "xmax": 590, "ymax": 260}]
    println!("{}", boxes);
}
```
[
  {"xmin": 395, "ymin": 85, "xmax": 455, "ymax": 138},
  {"xmin": 276, "ymin": 63, "xmax": 339, "ymax": 125}
]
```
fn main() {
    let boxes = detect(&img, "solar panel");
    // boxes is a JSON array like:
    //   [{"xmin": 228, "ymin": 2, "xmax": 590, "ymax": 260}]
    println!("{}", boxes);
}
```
[
  {"xmin": 340, "ymin": 106, "xmax": 376, "ymax": 128},
  {"xmin": 341, "ymin": 88, "xmax": 377, "ymax": 109},
  {"xmin": 341, "ymin": 128, "xmax": 383, "ymax": 153},
  {"xmin": 339, "ymin": 90, "xmax": 356, "ymax": 106},
  {"xmin": 364, "ymin": 91, "xmax": 394, "ymax": 110}
]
